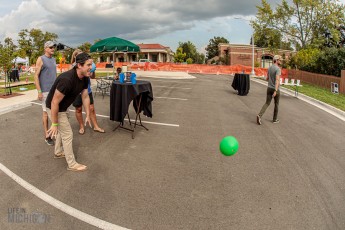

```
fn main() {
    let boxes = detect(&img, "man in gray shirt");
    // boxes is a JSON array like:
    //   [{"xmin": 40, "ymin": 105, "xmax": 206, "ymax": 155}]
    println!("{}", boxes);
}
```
[
  {"xmin": 257, "ymin": 55, "xmax": 282, "ymax": 125},
  {"xmin": 34, "ymin": 41, "xmax": 57, "ymax": 145}
]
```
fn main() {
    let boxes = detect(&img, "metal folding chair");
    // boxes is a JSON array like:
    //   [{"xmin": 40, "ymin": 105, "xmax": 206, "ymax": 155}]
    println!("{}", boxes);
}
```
[{"xmin": 95, "ymin": 79, "xmax": 111, "ymax": 99}]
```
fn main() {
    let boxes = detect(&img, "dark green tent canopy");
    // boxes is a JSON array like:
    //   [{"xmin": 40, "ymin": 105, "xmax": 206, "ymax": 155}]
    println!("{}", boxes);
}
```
[{"xmin": 90, "ymin": 37, "xmax": 140, "ymax": 53}]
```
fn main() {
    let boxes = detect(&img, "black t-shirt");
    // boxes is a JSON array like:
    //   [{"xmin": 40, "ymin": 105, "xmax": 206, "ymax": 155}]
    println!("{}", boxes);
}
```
[{"xmin": 46, "ymin": 68, "xmax": 88, "ymax": 112}]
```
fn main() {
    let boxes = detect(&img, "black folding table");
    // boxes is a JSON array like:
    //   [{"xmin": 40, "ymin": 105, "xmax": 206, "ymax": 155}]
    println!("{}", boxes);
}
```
[
  {"xmin": 231, "ymin": 73, "xmax": 250, "ymax": 96},
  {"xmin": 110, "ymin": 80, "xmax": 153, "ymax": 139}
]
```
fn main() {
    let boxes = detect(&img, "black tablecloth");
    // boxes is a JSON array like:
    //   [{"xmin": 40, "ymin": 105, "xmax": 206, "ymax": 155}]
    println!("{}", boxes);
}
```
[
  {"xmin": 110, "ymin": 80, "xmax": 153, "ymax": 122},
  {"xmin": 231, "ymin": 73, "xmax": 250, "ymax": 96}
]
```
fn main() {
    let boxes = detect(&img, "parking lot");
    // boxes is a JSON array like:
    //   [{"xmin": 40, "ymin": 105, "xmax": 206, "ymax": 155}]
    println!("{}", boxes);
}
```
[{"xmin": 1, "ymin": 73, "xmax": 345, "ymax": 230}]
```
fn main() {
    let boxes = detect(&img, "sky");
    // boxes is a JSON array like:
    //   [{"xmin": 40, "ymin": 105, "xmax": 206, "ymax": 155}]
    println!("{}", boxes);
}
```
[{"xmin": 0, "ymin": 0, "xmax": 344, "ymax": 54}]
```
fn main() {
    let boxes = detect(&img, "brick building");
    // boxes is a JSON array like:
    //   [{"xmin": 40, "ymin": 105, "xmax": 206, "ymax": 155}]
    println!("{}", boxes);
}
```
[{"xmin": 217, "ymin": 43, "xmax": 294, "ymax": 68}]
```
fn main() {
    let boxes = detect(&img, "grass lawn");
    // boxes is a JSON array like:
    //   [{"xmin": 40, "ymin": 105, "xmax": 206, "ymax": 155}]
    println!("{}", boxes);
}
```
[
  {"xmin": 0, "ymin": 72, "xmax": 110, "ymax": 94},
  {"xmin": 253, "ymin": 77, "xmax": 345, "ymax": 112},
  {"xmin": 282, "ymin": 82, "xmax": 345, "ymax": 111},
  {"xmin": 0, "ymin": 73, "xmax": 36, "ymax": 94}
]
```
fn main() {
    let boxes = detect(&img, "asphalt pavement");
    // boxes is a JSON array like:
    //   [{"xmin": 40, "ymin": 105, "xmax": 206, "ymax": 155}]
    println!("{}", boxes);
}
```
[{"xmin": 0, "ymin": 72, "xmax": 345, "ymax": 230}]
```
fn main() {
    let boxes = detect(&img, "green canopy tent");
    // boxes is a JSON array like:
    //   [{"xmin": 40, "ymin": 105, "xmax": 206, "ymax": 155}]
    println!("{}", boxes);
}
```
[
  {"xmin": 90, "ymin": 37, "xmax": 140, "ymax": 53},
  {"xmin": 90, "ymin": 37, "xmax": 140, "ymax": 71}
]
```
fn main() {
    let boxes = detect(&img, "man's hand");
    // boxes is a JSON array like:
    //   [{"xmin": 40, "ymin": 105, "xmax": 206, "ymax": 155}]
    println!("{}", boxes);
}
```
[
  {"xmin": 272, "ymin": 91, "xmax": 277, "ymax": 98},
  {"xmin": 47, "ymin": 125, "xmax": 58, "ymax": 139},
  {"xmin": 38, "ymin": 92, "xmax": 43, "ymax": 100},
  {"xmin": 84, "ymin": 116, "xmax": 92, "ymax": 128},
  {"xmin": 81, "ymin": 89, "xmax": 91, "ymax": 128}
]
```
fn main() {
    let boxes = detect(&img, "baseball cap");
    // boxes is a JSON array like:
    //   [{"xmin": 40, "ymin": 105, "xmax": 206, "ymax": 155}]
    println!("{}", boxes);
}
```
[
  {"xmin": 44, "ymin": 41, "xmax": 56, "ymax": 48},
  {"xmin": 75, "ymin": 52, "xmax": 91, "ymax": 63},
  {"xmin": 273, "ymin": 55, "xmax": 282, "ymax": 61}
]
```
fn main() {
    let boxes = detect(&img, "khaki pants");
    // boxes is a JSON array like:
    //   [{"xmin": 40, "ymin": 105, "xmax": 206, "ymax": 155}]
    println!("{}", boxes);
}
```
[{"xmin": 46, "ymin": 109, "xmax": 77, "ymax": 168}]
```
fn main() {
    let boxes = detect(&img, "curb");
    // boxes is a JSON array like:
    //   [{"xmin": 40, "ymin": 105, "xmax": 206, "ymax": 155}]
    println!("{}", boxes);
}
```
[
  {"xmin": 251, "ymin": 77, "xmax": 345, "ymax": 122},
  {"xmin": 0, "ymin": 102, "xmax": 33, "ymax": 116}
]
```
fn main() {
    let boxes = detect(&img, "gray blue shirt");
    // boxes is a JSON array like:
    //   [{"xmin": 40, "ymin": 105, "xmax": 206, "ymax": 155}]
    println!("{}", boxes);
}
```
[
  {"xmin": 267, "ymin": 64, "xmax": 281, "ymax": 90},
  {"xmin": 39, "ymin": 55, "xmax": 57, "ymax": 92}
]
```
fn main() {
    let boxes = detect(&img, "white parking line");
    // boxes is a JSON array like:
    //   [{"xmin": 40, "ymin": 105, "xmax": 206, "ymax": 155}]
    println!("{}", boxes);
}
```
[
  {"xmin": 0, "ymin": 163, "xmax": 129, "ymax": 230},
  {"xmin": 68, "ymin": 109, "xmax": 180, "ymax": 127},
  {"xmin": 123, "ymin": 119, "xmax": 179, "ymax": 127},
  {"xmin": 30, "ymin": 103, "xmax": 180, "ymax": 128},
  {"xmin": 31, "ymin": 101, "xmax": 43, "ymax": 106}
]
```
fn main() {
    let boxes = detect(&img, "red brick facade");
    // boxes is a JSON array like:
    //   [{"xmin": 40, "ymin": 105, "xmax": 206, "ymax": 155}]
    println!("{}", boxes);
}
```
[{"xmin": 218, "ymin": 43, "xmax": 294, "ymax": 68}]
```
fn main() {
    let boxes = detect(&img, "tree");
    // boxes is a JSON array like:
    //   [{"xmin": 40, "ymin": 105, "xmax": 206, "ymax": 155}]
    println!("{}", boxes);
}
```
[
  {"xmin": 288, "ymin": 48, "xmax": 321, "ymax": 70},
  {"xmin": 253, "ymin": 27, "xmax": 292, "ymax": 51},
  {"xmin": 338, "ymin": 25, "xmax": 345, "ymax": 47},
  {"xmin": 178, "ymin": 41, "xmax": 197, "ymax": 63},
  {"xmin": 0, "ymin": 37, "xmax": 16, "ymax": 71},
  {"xmin": 194, "ymin": 52, "xmax": 205, "ymax": 64},
  {"xmin": 314, "ymin": 47, "xmax": 345, "ymax": 76},
  {"xmin": 17, "ymin": 28, "xmax": 58, "ymax": 64},
  {"xmin": 17, "ymin": 29, "xmax": 32, "ymax": 61},
  {"xmin": 78, "ymin": 42, "xmax": 92, "ymax": 52},
  {"xmin": 205, "ymin": 36, "xmax": 229, "ymax": 60},
  {"xmin": 173, "ymin": 47, "xmax": 186, "ymax": 63},
  {"xmin": 186, "ymin": 58, "xmax": 193, "ymax": 64},
  {"xmin": 254, "ymin": 0, "xmax": 345, "ymax": 50},
  {"xmin": 0, "ymin": 37, "xmax": 16, "ymax": 94},
  {"xmin": 289, "ymin": 47, "xmax": 345, "ymax": 76},
  {"xmin": 177, "ymin": 41, "xmax": 205, "ymax": 64}
]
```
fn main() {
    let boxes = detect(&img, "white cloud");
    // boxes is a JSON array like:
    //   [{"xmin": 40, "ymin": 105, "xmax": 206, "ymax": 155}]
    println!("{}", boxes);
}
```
[
  {"xmin": 0, "ymin": 0, "xmax": 344, "ymax": 52},
  {"xmin": 0, "ymin": 0, "xmax": 48, "ymax": 39}
]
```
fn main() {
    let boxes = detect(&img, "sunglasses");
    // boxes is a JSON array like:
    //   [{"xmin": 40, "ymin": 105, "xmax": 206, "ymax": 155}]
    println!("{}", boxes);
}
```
[{"xmin": 48, "ymin": 46, "xmax": 55, "ymax": 49}]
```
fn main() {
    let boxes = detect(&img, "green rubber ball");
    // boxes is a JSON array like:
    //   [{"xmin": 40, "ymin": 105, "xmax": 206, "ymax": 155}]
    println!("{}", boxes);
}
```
[{"xmin": 219, "ymin": 136, "xmax": 239, "ymax": 156}]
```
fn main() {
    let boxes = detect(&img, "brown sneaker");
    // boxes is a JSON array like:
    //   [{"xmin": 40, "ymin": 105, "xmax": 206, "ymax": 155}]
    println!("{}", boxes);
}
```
[
  {"xmin": 67, "ymin": 163, "xmax": 87, "ymax": 172},
  {"xmin": 257, "ymin": 115, "xmax": 262, "ymax": 125}
]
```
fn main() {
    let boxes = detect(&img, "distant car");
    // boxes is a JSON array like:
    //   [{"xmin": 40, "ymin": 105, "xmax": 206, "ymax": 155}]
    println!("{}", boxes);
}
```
[
  {"xmin": 139, "ymin": 59, "xmax": 150, "ymax": 63},
  {"xmin": 138, "ymin": 59, "xmax": 150, "ymax": 66}
]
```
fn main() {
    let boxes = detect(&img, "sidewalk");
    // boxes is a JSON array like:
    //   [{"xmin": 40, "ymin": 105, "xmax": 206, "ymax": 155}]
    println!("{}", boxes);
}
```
[
  {"xmin": 0, "ymin": 81, "xmax": 34, "ymax": 89},
  {"xmin": 0, "ymin": 89, "xmax": 37, "ymax": 115}
]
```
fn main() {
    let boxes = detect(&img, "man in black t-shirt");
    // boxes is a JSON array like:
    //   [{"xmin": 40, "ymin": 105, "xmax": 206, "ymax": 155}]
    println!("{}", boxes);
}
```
[{"xmin": 46, "ymin": 52, "xmax": 92, "ymax": 172}]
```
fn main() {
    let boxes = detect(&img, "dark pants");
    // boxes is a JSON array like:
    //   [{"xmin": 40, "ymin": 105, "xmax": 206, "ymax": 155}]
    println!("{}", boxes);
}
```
[{"xmin": 258, "ymin": 87, "xmax": 280, "ymax": 121}]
